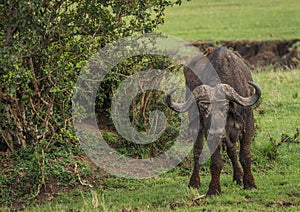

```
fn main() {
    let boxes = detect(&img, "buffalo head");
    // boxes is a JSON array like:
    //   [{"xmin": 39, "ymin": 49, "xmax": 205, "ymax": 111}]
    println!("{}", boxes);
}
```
[{"xmin": 166, "ymin": 82, "xmax": 261, "ymax": 139}]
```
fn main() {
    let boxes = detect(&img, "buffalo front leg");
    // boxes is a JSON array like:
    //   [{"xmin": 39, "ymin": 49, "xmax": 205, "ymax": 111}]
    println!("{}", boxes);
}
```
[
  {"xmin": 189, "ymin": 131, "xmax": 204, "ymax": 188},
  {"xmin": 207, "ymin": 140, "xmax": 223, "ymax": 196}
]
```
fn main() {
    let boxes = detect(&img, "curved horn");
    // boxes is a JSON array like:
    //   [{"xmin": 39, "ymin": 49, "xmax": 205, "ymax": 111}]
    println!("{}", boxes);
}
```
[
  {"xmin": 222, "ymin": 81, "xmax": 261, "ymax": 106},
  {"xmin": 166, "ymin": 88, "xmax": 195, "ymax": 112}
]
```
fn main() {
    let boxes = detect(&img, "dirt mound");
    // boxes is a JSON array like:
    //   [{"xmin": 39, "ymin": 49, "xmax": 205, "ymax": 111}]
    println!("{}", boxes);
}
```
[{"xmin": 190, "ymin": 39, "xmax": 300, "ymax": 70}]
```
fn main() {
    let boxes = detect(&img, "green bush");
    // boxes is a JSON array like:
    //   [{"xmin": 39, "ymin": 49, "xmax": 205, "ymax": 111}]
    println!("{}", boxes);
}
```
[
  {"xmin": 0, "ymin": 0, "xmax": 186, "ymax": 150},
  {"xmin": 0, "ymin": 0, "xmax": 187, "ymax": 206}
]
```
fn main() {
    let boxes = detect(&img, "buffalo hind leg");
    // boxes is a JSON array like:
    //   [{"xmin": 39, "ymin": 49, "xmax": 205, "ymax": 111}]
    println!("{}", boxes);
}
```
[
  {"xmin": 240, "ymin": 133, "xmax": 257, "ymax": 190},
  {"xmin": 189, "ymin": 131, "xmax": 204, "ymax": 188},
  {"xmin": 207, "ymin": 140, "xmax": 223, "ymax": 196},
  {"xmin": 224, "ymin": 138, "xmax": 243, "ymax": 185}
]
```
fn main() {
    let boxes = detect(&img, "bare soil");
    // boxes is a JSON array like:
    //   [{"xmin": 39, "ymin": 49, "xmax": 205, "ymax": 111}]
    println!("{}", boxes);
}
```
[{"xmin": 190, "ymin": 39, "xmax": 300, "ymax": 70}]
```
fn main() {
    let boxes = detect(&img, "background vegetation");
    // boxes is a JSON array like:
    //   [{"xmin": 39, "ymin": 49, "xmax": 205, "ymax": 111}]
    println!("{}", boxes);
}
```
[
  {"xmin": 0, "ymin": 0, "xmax": 187, "ymax": 208},
  {"xmin": 0, "ymin": 0, "xmax": 299, "ymax": 211},
  {"xmin": 158, "ymin": 0, "xmax": 300, "ymax": 41}
]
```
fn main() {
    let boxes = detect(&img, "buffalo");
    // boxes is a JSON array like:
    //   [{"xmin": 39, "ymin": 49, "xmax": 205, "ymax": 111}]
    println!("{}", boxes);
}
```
[{"xmin": 166, "ymin": 47, "xmax": 261, "ymax": 195}]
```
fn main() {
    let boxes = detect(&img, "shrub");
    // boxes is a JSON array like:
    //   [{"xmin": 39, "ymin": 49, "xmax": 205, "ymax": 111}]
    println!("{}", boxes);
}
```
[{"xmin": 0, "ymin": 0, "xmax": 187, "ymax": 206}]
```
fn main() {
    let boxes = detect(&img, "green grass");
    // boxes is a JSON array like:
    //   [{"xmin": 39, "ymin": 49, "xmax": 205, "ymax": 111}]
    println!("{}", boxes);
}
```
[
  {"xmin": 157, "ymin": 0, "xmax": 300, "ymax": 41},
  {"xmin": 20, "ymin": 69, "xmax": 300, "ymax": 211},
  {"xmin": 253, "ymin": 70, "xmax": 299, "ymax": 141},
  {"xmin": 2, "ymin": 2, "xmax": 300, "ymax": 210}
]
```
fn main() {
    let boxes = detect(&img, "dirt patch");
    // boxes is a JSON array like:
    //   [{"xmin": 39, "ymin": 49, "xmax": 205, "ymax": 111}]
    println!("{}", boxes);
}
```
[{"xmin": 190, "ymin": 39, "xmax": 300, "ymax": 70}]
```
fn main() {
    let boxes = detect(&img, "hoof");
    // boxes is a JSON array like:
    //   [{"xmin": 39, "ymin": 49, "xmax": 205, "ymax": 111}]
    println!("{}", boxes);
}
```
[
  {"xmin": 189, "ymin": 174, "xmax": 200, "ymax": 189},
  {"xmin": 233, "ymin": 177, "xmax": 243, "ymax": 186},
  {"xmin": 188, "ymin": 182, "xmax": 200, "ymax": 189},
  {"xmin": 206, "ymin": 188, "xmax": 221, "ymax": 196},
  {"xmin": 243, "ymin": 181, "xmax": 257, "ymax": 190},
  {"xmin": 244, "ymin": 184, "xmax": 257, "ymax": 190}
]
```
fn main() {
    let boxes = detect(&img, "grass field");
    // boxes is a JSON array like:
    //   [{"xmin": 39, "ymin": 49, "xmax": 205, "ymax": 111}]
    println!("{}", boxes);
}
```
[
  {"xmin": 21, "ymin": 69, "xmax": 299, "ymax": 212},
  {"xmin": 2, "ymin": 1, "xmax": 300, "ymax": 211},
  {"xmin": 157, "ymin": 0, "xmax": 300, "ymax": 41}
]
